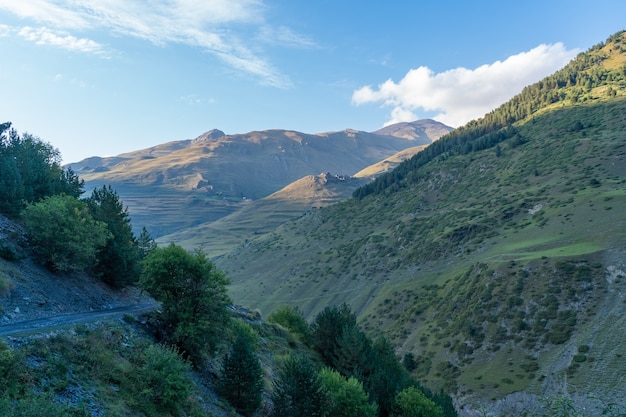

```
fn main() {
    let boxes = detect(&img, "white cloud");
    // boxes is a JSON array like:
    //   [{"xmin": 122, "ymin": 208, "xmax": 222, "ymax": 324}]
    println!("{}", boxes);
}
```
[
  {"xmin": 0, "ymin": 24, "xmax": 12, "ymax": 36},
  {"xmin": 257, "ymin": 25, "xmax": 317, "ymax": 48},
  {"xmin": 0, "ymin": 0, "xmax": 300, "ymax": 88},
  {"xmin": 18, "ymin": 26, "xmax": 106, "ymax": 55},
  {"xmin": 352, "ymin": 43, "xmax": 579, "ymax": 127},
  {"xmin": 179, "ymin": 94, "xmax": 216, "ymax": 105}
]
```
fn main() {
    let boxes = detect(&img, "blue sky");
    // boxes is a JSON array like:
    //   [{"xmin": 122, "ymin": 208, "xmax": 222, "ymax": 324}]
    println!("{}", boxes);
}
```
[{"xmin": 0, "ymin": 1, "xmax": 623, "ymax": 163}]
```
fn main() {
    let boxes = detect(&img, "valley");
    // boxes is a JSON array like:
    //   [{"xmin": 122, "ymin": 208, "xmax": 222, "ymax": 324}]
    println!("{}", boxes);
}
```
[{"xmin": 2, "ymin": 30, "xmax": 626, "ymax": 417}]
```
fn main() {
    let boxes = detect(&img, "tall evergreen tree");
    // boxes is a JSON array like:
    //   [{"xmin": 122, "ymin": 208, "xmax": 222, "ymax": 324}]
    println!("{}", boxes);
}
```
[
  {"xmin": 0, "ymin": 123, "xmax": 83, "ymax": 217},
  {"xmin": 219, "ymin": 328, "xmax": 264, "ymax": 416},
  {"xmin": 0, "ymin": 156, "xmax": 24, "ymax": 217},
  {"xmin": 271, "ymin": 355, "xmax": 326, "ymax": 417},
  {"xmin": 86, "ymin": 185, "xmax": 140, "ymax": 286},
  {"xmin": 365, "ymin": 337, "xmax": 412, "ymax": 417},
  {"xmin": 137, "ymin": 226, "xmax": 157, "ymax": 259},
  {"xmin": 310, "ymin": 303, "xmax": 357, "ymax": 366}
]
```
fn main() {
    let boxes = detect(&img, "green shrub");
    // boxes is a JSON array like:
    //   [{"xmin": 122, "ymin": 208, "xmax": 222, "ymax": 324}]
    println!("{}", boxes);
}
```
[
  {"xmin": 125, "ymin": 344, "xmax": 192, "ymax": 416},
  {"xmin": 394, "ymin": 386, "xmax": 443, "ymax": 417},
  {"xmin": 0, "ymin": 241, "xmax": 21, "ymax": 261},
  {"xmin": 268, "ymin": 305, "xmax": 312, "ymax": 344},
  {"xmin": 22, "ymin": 195, "xmax": 109, "ymax": 272},
  {"xmin": 319, "ymin": 368, "xmax": 377, "ymax": 417},
  {"xmin": 0, "ymin": 341, "xmax": 25, "ymax": 397},
  {"xmin": 0, "ymin": 271, "xmax": 14, "ymax": 296}
]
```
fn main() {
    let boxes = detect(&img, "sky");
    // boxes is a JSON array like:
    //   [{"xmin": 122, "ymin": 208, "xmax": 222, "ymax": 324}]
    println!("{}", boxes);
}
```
[{"xmin": 0, "ymin": 1, "xmax": 624, "ymax": 164}]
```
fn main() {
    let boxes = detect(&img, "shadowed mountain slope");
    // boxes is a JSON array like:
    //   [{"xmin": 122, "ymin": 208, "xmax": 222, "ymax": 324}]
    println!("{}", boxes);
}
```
[{"xmin": 216, "ymin": 31, "xmax": 626, "ymax": 413}]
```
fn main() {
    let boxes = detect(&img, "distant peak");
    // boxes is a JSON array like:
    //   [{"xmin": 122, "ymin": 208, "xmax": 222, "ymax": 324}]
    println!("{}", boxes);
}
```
[{"xmin": 192, "ymin": 129, "xmax": 226, "ymax": 143}]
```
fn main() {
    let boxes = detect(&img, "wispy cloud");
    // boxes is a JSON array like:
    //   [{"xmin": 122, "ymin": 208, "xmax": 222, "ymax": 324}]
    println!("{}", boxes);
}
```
[
  {"xmin": 352, "ymin": 43, "xmax": 579, "ymax": 127},
  {"xmin": 0, "ymin": 0, "xmax": 305, "ymax": 88},
  {"xmin": 18, "ymin": 26, "xmax": 107, "ymax": 55},
  {"xmin": 179, "ymin": 94, "xmax": 216, "ymax": 105},
  {"xmin": 257, "ymin": 25, "xmax": 317, "ymax": 48},
  {"xmin": 0, "ymin": 24, "xmax": 12, "ymax": 36}
]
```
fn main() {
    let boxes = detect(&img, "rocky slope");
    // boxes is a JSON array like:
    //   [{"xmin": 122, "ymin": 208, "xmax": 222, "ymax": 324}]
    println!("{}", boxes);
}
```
[{"xmin": 0, "ymin": 214, "xmax": 153, "ymax": 325}]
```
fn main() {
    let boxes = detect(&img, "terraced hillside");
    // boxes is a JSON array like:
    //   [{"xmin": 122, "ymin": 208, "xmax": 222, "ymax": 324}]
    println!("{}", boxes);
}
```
[{"xmin": 217, "ymin": 31, "xmax": 626, "ymax": 412}]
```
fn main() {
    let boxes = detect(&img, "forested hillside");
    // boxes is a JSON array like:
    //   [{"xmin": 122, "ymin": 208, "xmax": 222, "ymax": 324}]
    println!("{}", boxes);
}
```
[{"xmin": 218, "ymin": 31, "xmax": 626, "ymax": 414}]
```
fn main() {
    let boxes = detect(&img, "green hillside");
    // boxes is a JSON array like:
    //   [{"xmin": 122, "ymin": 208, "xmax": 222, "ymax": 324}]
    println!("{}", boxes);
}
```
[{"xmin": 218, "ymin": 31, "xmax": 626, "ymax": 411}]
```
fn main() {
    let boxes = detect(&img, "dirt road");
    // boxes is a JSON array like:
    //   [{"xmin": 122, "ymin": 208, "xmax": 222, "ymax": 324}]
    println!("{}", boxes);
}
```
[{"xmin": 0, "ymin": 303, "xmax": 158, "ymax": 337}]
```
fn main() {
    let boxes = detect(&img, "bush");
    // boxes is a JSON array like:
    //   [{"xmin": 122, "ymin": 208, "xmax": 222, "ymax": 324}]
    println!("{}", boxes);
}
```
[
  {"xmin": 0, "ymin": 393, "xmax": 89, "ymax": 417},
  {"xmin": 140, "ymin": 244, "xmax": 231, "ymax": 364},
  {"xmin": 125, "ymin": 344, "xmax": 192, "ymax": 416},
  {"xmin": 0, "ymin": 241, "xmax": 21, "ymax": 261},
  {"xmin": 22, "ymin": 195, "xmax": 109, "ymax": 272},
  {"xmin": 319, "ymin": 368, "xmax": 378, "ymax": 417},
  {"xmin": 393, "ymin": 386, "xmax": 443, "ymax": 417},
  {"xmin": 268, "ymin": 305, "xmax": 312, "ymax": 344},
  {"xmin": 0, "ymin": 341, "xmax": 25, "ymax": 398}
]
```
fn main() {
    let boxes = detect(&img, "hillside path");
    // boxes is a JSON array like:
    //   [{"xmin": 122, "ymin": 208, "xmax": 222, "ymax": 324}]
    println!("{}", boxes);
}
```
[{"xmin": 0, "ymin": 303, "xmax": 158, "ymax": 337}]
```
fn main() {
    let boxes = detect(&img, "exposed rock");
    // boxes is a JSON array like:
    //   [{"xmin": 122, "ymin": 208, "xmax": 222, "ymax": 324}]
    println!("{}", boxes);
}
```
[{"xmin": 192, "ymin": 129, "xmax": 226, "ymax": 143}]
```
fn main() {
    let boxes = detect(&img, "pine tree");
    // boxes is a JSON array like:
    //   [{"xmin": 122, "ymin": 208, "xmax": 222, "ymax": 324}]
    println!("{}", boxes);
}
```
[
  {"xmin": 137, "ymin": 226, "xmax": 157, "ymax": 259},
  {"xmin": 271, "ymin": 355, "xmax": 326, "ymax": 417},
  {"xmin": 86, "ymin": 185, "xmax": 140, "ymax": 286},
  {"xmin": 219, "ymin": 328, "xmax": 264, "ymax": 416}
]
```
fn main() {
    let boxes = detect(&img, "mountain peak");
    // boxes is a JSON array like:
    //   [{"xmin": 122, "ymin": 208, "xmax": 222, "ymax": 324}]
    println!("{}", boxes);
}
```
[{"xmin": 192, "ymin": 129, "xmax": 226, "ymax": 143}]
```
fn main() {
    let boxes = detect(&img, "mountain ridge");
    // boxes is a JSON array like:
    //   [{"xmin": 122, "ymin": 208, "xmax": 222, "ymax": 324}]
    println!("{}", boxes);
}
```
[{"xmin": 69, "ymin": 119, "xmax": 452, "ymax": 237}]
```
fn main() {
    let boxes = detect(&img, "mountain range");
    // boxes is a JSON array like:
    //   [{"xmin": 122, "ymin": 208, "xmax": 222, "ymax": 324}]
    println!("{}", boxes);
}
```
[
  {"xmin": 69, "ymin": 120, "xmax": 451, "ymax": 239},
  {"xmin": 69, "ymin": 31, "xmax": 626, "ymax": 415}
]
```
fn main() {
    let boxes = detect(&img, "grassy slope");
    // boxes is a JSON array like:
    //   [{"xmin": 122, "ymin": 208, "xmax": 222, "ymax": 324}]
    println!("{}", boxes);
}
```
[
  {"xmin": 159, "ymin": 143, "xmax": 430, "ymax": 257},
  {"xmin": 217, "ymin": 34, "xmax": 626, "ymax": 408},
  {"xmin": 158, "ymin": 173, "xmax": 370, "ymax": 256}
]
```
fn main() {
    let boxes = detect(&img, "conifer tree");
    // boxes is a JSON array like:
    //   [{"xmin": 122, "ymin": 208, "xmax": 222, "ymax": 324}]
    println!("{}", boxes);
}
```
[
  {"xmin": 310, "ymin": 303, "xmax": 357, "ymax": 366},
  {"xmin": 86, "ymin": 185, "xmax": 140, "ymax": 286},
  {"xmin": 219, "ymin": 328, "xmax": 264, "ymax": 416},
  {"xmin": 271, "ymin": 355, "xmax": 326, "ymax": 417}
]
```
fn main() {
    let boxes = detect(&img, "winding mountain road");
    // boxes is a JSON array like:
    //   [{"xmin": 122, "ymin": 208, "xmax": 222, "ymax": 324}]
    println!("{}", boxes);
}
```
[{"xmin": 0, "ymin": 303, "xmax": 158, "ymax": 337}]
